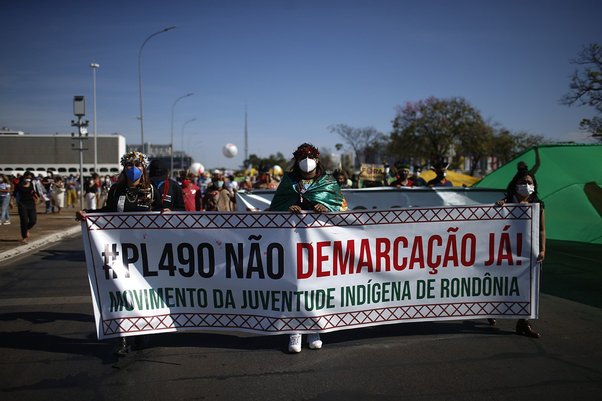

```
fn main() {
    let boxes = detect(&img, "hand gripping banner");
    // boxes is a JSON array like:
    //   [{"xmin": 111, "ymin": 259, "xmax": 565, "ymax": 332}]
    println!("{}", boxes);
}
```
[{"xmin": 81, "ymin": 205, "xmax": 540, "ymax": 339}]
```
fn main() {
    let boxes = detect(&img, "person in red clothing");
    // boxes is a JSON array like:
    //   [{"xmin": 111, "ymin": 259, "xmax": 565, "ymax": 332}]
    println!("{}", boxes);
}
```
[{"xmin": 182, "ymin": 179, "xmax": 202, "ymax": 211}]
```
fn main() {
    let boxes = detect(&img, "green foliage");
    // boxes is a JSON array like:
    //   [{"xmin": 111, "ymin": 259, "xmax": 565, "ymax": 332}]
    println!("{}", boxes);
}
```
[
  {"xmin": 387, "ymin": 96, "xmax": 548, "ymax": 175},
  {"xmin": 243, "ymin": 152, "xmax": 288, "ymax": 172},
  {"xmin": 389, "ymin": 97, "xmax": 484, "ymax": 166}
]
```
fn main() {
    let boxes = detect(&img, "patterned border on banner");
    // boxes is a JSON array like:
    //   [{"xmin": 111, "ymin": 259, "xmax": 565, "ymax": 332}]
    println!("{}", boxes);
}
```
[
  {"xmin": 103, "ymin": 301, "xmax": 530, "ymax": 335},
  {"xmin": 86, "ymin": 205, "xmax": 531, "ymax": 231}
]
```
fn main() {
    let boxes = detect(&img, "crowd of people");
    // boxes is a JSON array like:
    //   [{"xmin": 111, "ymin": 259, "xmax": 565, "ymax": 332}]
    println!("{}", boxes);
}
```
[{"xmin": 3, "ymin": 147, "xmax": 545, "ymax": 355}]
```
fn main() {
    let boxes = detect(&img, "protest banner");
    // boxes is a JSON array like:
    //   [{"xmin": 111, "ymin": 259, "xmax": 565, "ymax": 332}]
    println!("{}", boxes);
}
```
[{"xmin": 81, "ymin": 204, "xmax": 540, "ymax": 340}]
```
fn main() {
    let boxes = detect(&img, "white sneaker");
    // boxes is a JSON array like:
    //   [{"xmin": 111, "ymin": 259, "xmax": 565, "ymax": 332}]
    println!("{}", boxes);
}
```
[
  {"xmin": 288, "ymin": 333, "xmax": 302, "ymax": 353},
  {"xmin": 4, "ymin": 221, "xmax": 10, "ymax": 225},
  {"xmin": 307, "ymin": 333, "xmax": 322, "ymax": 350}
]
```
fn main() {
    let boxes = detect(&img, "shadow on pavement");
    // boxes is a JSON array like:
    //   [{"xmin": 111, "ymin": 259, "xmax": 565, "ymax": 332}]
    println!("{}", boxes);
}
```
[
  {"xmin": 38, "ymin": 249, "xmax": 86, "ymax": 262},
  {"xmin": 541, "ymin": 240, "xmax": 602, "ymax": 308}
]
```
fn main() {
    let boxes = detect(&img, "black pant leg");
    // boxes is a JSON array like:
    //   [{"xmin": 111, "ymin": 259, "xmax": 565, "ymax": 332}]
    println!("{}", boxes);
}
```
[
  {"xmin": 18, "ymin": 205, "xmax": 29, "ymax": 239},
  {"xmin": 27, "ymin": 207, "xmax": 37, "ymax": 230}
]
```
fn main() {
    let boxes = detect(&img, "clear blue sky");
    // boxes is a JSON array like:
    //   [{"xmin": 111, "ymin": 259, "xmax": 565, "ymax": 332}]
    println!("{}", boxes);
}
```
[{"xmin": 1, "ymin": 0, "xmax": 600, "ymax": 170}]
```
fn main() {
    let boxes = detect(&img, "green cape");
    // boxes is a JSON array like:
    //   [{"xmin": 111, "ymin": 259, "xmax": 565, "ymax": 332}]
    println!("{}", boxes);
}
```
[{"xmin": 269, "ymin": 172, "xmax": 345, "ymax": 212}]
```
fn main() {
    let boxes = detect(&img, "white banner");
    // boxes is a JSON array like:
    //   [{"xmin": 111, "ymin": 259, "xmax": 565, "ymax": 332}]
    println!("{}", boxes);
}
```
[
  {"xmin": 235, "ymin": 187, "xmax": 507, "ymax": 211},
  {"xmin": 82, "ymin": 205, "xmax": 540, "ymax": 339}
]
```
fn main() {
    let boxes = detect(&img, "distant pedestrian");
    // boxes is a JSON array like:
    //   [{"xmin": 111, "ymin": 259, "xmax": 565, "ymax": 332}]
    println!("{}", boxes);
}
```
[
  {"xmin": 427, "ymin": 160, "xmax": 453, "ymax": 187},
  {"xmin": 66, "ymin": 174, "xmax": 78, "ymax": 208},
  {"xmin": 181, "ymin": 179, "xmax": 201, "ymax": 211},
  {"xmin": 52, "ymin": 175, "xmax": 66, "ymax": 214},
  {"xmin": 0, "ymin": 174, "xmax": 12, "ymax": 225},
  {"xmin": 148, "ymin": 159, "xmax": 185, "ymax": 211},
  {"xmin": 14, "ymin": 171, "xmax": 41, "ymax": 244},
  {"xmin": 389, "ymin": 163, "xmax": 414, "ymax": 188},
  {"xmin": 203, "ymin": 173, "xmax": 237, "ymax": 211},
  {"xmin": 84, "ymin": 173, "xmax": 101, "ymax": 210}
]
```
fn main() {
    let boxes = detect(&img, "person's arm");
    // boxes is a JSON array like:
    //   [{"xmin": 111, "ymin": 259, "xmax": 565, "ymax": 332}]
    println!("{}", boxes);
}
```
[
  {"xmin": 195, "ymin": 189, "xmax": 202, "ymax": 211},
  {"xmin": 530, "ymin": 146, "xmax": 541, "ymax": 176},
  {"xmin": 172, "ymin": 181, "xmax": 185, "ymax": 211},
  {"xmin": 538, "ymin": 209, "xmax": 546, "ymax": 262}
]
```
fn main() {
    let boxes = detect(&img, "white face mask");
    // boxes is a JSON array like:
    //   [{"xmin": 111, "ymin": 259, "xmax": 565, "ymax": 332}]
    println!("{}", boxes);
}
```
[
  {"xmin": 298, "ymin": 158, "xmax": 317, "ymax": 173},
  {"xmin": 516, "ymin": 184, "xmax": 535, "ymax": 197}
]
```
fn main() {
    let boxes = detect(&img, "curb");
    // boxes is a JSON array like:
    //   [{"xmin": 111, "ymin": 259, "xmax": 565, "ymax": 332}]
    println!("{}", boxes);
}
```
[{"xmin": 0, "ymin": 225, "xmax": 82, "ymax": 263}]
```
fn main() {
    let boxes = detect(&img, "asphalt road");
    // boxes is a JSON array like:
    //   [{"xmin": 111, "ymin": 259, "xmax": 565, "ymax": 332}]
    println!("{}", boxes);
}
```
[{"xmin": 0, "ymin": 236, "xmax": 601, "ymax": 401}]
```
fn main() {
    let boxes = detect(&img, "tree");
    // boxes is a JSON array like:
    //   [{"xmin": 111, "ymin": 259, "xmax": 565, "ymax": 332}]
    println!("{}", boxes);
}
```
[
  {"xmin": 489, "ymin": 129, "xmax": 548, "ymax": 170},
  {"xmin": 561, "ymin": 43, "xmax": 602, "ymax": 140},
  {"xmin": 389, "ymin": 97, "xmax": 484, "ymax": 167},
  {"xmin": 328, "ymin": 124, "xmax": 386, "ymax": 168},
  {"xmin": 243, "ymin": 152, "xmax": 288, "ymax": 172},
  {"xmin": 459, "ymin": 120, "xmax": 495, "ymax": 176}
]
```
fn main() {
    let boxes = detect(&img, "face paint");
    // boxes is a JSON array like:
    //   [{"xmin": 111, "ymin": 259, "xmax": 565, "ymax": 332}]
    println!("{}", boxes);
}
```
[
  {"xmin": 516, "ymin": 184, "xmax": 535, "ymax": 197},
  {"xmin": 298, "ymin": 158, "xmax": 317, "ymax": 173},
  {"xmin": 126, "ymin": 166, "xmax": 143, "ymax": 182}
]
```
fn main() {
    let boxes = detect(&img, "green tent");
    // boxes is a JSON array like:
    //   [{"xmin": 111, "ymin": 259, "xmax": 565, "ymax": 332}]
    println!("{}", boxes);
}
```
[{"xmin": 474, "ymin": 144, "xmax": 602, "ymax": 244}]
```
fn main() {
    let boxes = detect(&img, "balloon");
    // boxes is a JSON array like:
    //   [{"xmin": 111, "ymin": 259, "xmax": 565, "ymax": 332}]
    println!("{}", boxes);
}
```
[
  {"xmin": 222, "ymin": 143, "xmax": 238, "ymax": 158},
  {"xmin": 272, "ymin": 165, "xmax": 283, "ymax": 176},
  {"xmin": 189, "ymin": 162, "xmax": 204, "ymax": 175}
]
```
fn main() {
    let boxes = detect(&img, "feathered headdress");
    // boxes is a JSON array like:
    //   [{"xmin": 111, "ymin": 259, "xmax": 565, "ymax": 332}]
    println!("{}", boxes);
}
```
[
  {"xmin": 293, "ymin": 143, "xmax": 320, "ymax": 160},
  {"xmin": 120, "ymin": 151, "xmax": 149, "ymax": 168}
]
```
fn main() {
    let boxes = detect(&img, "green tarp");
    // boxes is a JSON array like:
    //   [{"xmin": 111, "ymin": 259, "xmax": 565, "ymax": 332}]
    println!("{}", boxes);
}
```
[{"xmin": 474, "ymin": 144, "xmax": 602, "ymax": 244}]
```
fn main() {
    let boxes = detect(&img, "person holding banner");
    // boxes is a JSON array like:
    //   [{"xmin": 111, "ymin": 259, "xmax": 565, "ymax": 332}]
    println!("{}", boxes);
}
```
[
  {"xmin": 494, "ymin": 163, "xmax": 546, "ymax": 338},
  {"xmin": 270, "ymin": 143, "xmax": 348, "ymax": 353},
  {"xmin": 76, "ymin": 151, "xmax": 164, "ymax": 356}
]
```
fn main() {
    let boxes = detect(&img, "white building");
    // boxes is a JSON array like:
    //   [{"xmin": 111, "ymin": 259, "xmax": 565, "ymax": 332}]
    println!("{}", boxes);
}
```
[{"xmin": 0, "ymin": 132, "xmax": 126, "ymax": 176}]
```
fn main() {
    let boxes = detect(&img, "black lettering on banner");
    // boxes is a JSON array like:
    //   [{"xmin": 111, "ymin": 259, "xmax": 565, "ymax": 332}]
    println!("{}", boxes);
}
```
[
  {"xmin": 177, "ymin": 243, "xmax": 195, "ymax": 277},
  {"xmin": 197, "ymin": 243, "xmax": 215, "ymax": 278},
  {"xmin": 121, "ymin": 243, "xmax": 140, "ymax": 278},
  {"xmin": 159, "ymin": 243, "xmax": 177, "ymax": 276}
]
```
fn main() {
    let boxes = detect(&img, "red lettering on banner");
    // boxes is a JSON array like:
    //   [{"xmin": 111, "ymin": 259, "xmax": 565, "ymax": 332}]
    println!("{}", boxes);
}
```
[
  {"xmin": 427, "ymin": 235, "xmax": 442, "ymax": 269},
  {"xmin": 296, "ymin": 243, "xmax": 313, "ymax": 279},
  {"xmin": 316, "ymin": 241, "xmax": 330, "ymax": 277},
  {"xmin": 356, "ymin": 239, "xmax": 373, "ymax": 273},
  {"xmin": 333, "ymin": 240, "xmax": 355, "ymax": 275},
  {"xmin": 393, "ymin": 236, "xmax": 408, "ymax": 270},
  {"xmin": 375, "ymin": 237, "xmax": 391, "ymax": 272},
  {"xmin": 409, "ymin": 236, "xmax": 424, "ymax": 270},
  {"xmin": 297, "ymin": 232, "xmax": 486, "ymax": 279},
  {"xmin": 443, "ymin": 232, "xmax": 459, "ymax": 267}
]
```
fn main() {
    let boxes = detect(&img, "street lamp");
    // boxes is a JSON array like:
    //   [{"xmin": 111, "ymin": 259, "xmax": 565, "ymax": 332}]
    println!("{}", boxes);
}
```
[
  {"xmin": 170, "ymin": 93, "xmax": 194, "ymax": 176},
  {"xmin": 70, "ymin": 96, "xmax": 89, "ymax": 209},
  {"xmin": 90, "ymin": 62, "xmax": 99, "ymax": 173},
  {"xmin": 180, "ymin": 118, "xmax": 197, "ymax": 170},
  {"xmin": 138, "ymin": 25, "xmax": 176, "ymax": 154}
]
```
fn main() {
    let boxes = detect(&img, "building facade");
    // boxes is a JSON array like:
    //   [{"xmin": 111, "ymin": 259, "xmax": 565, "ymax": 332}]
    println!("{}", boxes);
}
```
[{"xmin": 0, "ymin": 133, "xmax": 126, "ymax": 176}]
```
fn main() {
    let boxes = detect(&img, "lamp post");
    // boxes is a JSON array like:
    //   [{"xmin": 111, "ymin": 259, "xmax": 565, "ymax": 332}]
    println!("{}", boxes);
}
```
[
  {"xmin": 170, "ymin": 93, "xmax": 194, "ymax": 176},
  {"xmin": 90, "ymin": 62, "xmax": 99, "ymax": 173},
  {"xmin": 138, "ymin": 26, "xmax": 176, "ymax": 154},
  {"xmin": 180, "ymin": 118, "xmax": 196, "ymax": 170},
  {"xmin": 71, "ymin": 96, "xmax": 89, "ymax": 209}
]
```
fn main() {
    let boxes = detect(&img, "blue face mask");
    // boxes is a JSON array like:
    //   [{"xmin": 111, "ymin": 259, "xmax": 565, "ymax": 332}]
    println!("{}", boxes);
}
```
[{"xmin": 126, "ymin": 167, "xmax": 142, "ymax": 182}]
